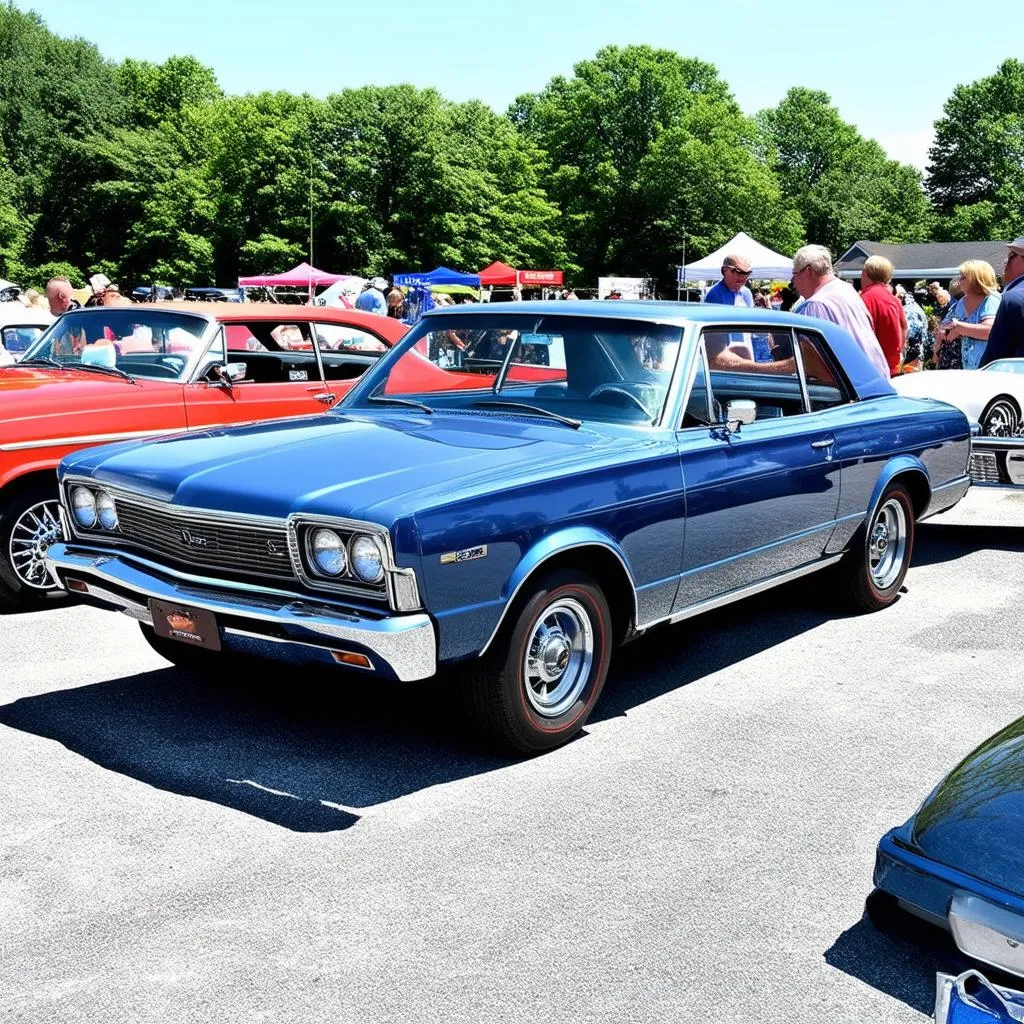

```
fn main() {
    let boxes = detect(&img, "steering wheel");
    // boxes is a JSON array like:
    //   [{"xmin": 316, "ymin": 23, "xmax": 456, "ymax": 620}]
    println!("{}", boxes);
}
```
[{"xmin": 588, "ymin": 383, "xmax": 654, "ymax": 417}]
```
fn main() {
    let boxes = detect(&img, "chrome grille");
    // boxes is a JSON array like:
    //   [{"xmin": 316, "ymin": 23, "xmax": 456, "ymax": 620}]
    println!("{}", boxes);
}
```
[
  {"xmin": 969, "ymin": 450, "xmax": 1000, "ymax": 484},
  {"xmin": 114, "ymin": 498, "xmax": 295, "ymax": 581}
]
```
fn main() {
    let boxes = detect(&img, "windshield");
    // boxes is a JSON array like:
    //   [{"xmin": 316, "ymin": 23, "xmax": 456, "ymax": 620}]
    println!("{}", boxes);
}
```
[
  {"xmin": 347, "ymin": 314, "xmax": 683, "ymax": 426},
  {"xmin": 983, "ymin": 360, "xmax": 1024, "ymax": 375},
  {"xmin": 22, "ymin": 309, "xmax": 211, "ymax": 382}
]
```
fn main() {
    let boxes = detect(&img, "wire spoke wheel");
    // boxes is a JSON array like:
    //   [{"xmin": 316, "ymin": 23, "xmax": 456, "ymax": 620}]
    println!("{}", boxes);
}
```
[
  {"xmin": 868, "ymin": 497, "xmax": 908, "ymax": 591},
  {"xmin": 8, "ymin": 499, "xmax": 63, "ymax": 591},
  {"xmin": 522, "ymin": 597, "xmax": 594, "ymax": 718},
  {"xmin": 982, "ymin": 398, "xmax": 1020, "ymax": 438}
]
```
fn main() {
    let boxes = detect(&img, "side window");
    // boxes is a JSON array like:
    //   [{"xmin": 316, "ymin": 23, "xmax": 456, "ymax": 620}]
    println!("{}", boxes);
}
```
[
  {"xmin": 702, "ymin": 329, "xmax": 802, "ymax": 419},
  {"xmin": 797, "ymin": 330, "xmax": 850, "ymax": 411},
  {"xmin": 681, "ymin": 343, "xmax": 713, "ymax": 428},
  {"xmin": 315, "ymin": 324, "xmax": 388, "ymax": 354}
]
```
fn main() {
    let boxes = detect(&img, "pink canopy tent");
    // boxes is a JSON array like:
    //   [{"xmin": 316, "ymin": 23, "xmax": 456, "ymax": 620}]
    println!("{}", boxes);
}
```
[{"xmin": 237, "ymin": 262, "xmax": 357, "ymax": 288}]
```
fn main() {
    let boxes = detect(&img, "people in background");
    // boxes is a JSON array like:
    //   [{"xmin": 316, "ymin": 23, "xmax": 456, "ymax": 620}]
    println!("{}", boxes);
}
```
[
  {"xmin": 355, "ymin": 277, "xmax": 388, "ymax": 315},
  {"xmin": 933, "ymin": 260, "xmax": 1000, "ymax": 369},
  {"xmin": 895, "ymin": 285, "xmax": 928, "ymax": 372},
  {"xmin": 85, "ymin": 273, "xmax": 111, "ymax": 307},
  {"xmin": 44, "ymin": 277, "xmax": 81, "ymax": 317},
  {"xmin": 385, "ymin": 288, "xmax": 405, "ymax": 319},
  {"xmin": 858, "ymin": 255, "xmax": 908, "ymax": 376},
  {"xmin": 927, "ymin": 281, "xmax": 954, "ymax": 322},
  {"xmin": 979, "ymin": 238, "xmax": 1024, "ymax": 366},
  {"xmin": 703, "ymin": 254, "xmax": 754, "ymax": 308},
  {"xmin": 791, "ymin": 244, "xmax": 888, "ymax": 378}
]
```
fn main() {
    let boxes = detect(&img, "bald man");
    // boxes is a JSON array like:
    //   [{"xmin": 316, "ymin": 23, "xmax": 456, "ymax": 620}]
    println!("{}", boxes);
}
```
[{"xmin": 45, "ymin": 278, "xmax": 81, "ymax": 318}]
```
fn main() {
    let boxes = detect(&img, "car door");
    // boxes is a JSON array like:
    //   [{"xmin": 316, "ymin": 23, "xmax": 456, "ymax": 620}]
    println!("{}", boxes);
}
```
[
  {"xmin": 672, "ymin": 327, "xmax": 842, "ymax": 609},
  {"xmin": 182, "ymin": 320, "xmax": 336, "ymax": 430}
]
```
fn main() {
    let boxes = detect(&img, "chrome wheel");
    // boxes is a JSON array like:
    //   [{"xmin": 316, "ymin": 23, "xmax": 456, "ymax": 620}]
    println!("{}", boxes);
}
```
[
  {"xmin": 8, "ymin": 499, "xmax": 62, "ymax": 591},
  {"xmin": 982, "ymin": 398, "xmax": 1020, "ymax": 438},
  {"xmin": 869, "ymin": 498, "xmax": 907, "ymax": 591},
  {"xmin": 522, "ymin": 597, "xmax": 594, "ymax": 718}
]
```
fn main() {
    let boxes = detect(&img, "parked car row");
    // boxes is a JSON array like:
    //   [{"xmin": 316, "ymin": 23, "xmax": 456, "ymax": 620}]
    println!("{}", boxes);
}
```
[{"xmin": 8, "ymin": 298, "xmax": 1022, "ymax": 985}]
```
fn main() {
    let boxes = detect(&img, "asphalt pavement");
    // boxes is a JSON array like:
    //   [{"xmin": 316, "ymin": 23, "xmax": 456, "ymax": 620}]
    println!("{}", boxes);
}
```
[{"xmin": 3, "ymin": 487, "xmax": 1024, "ymax": 1023}]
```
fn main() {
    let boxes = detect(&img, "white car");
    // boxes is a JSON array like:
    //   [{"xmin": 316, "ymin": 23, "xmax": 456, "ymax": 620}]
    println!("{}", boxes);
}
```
[
  {"xmin": 0, "ymin": 302, "xmax": 54, "ymax": 366},
  {"xmin": 892, "ymin": 360, "xmax": 1024, "ymax": 486}
]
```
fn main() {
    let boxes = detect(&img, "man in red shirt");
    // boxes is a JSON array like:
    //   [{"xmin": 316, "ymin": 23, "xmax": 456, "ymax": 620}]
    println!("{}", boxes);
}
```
[{"xmin": 859, "ymin": 256, "xmax": 908, "ymax": 376}]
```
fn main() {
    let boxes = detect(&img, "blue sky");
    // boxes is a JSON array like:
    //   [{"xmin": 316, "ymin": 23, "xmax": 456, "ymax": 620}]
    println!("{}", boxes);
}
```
[{"xmin": 30, "ymin": 0, "xmax": 1022, "ymax": 169}]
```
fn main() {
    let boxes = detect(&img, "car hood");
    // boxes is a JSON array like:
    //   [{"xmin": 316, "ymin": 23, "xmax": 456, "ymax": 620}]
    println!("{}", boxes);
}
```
[
  {"xmin": 894, "ymin": 369, "xmax": 1024, "ymax": 403},
  {"xmin": 907, "ymin": 715, "xmax": 1024, "ymax": 897},
  {"xmin": 65, "ymin": 411, "xmax": 628, "ymax": 524}
]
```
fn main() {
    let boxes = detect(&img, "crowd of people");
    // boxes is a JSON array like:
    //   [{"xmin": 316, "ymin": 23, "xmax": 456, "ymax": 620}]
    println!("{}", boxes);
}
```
[{"xmin": 701, "ymin": 238, "xmax": 1024, "ymax": 379}]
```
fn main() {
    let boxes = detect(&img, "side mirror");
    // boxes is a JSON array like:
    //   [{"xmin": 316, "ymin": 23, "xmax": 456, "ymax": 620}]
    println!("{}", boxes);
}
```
[
  {"xmin": 209, "ymin": 361, "xmax": 247, "ymax": 387},
  {"xmin": 725, "ymin": 399, "xmax": 757, "ymax": 432}
]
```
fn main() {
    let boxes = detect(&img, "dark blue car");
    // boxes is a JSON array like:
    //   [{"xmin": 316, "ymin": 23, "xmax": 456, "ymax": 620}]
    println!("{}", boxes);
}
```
[
  {"xmin": 45, "ymin": 302, "xmax": 970, "ymax": 752},
  {"xmin": 875, "ymin": 717, "xmax": 1024, "ymax": 978}
]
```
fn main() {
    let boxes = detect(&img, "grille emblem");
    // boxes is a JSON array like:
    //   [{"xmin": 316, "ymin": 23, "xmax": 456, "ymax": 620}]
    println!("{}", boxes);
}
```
[
  {"xmin": 180, "ymin": 528, "xmax": 210, "ymax": 549},
  {"xmin": 266, "ymin": 539, "xmax": 280, "ymax": 555}
]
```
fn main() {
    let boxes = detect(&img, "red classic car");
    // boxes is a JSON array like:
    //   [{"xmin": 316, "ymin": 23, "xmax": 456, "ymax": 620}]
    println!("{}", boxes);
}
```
[{"xmin": 0, "ymin": 302, "xmax": 407, "ymax": 608}]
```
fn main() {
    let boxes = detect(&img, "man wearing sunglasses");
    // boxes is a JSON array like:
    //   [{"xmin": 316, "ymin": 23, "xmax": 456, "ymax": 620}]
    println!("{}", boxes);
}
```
[
  {"xmin": 703, "ymin": 255, "xmax": 755, "ymax": 309},
  {"xmin": 978, "ymin": 237, "xmax": 1024, "ymax": 366}
]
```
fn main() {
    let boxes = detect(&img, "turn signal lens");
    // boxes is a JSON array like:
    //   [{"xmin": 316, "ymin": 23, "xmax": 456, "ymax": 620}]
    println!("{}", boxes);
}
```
[
  {"xmin": 331, "ymin": 650, "xmax": 373, "ymax": 669},
  {"xmin": 71, "ymin": 486, "xmax": 97, "ymax": 529}
]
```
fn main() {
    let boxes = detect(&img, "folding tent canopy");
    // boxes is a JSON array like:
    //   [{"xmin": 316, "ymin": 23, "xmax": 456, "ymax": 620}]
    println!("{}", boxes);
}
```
[
  {"xmin": 478, "ymin": 261, "xmax": 518, "ymax": 286},
  {"xmin": 681, "ymin": 232, "xmax": 793, "ymax": 281},
  {"xmin": 237, "ymin": 262, "xmax": 358, "ymax": 288},
  {"xmin": 393, "ymin": 266, "xmax": 481, "ymax": 288}
]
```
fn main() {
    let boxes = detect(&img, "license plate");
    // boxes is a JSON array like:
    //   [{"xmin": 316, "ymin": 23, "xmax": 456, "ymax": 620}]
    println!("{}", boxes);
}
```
[{"xmin": 149, "ymin": 599, "xmax": 221, "ymax": 651}]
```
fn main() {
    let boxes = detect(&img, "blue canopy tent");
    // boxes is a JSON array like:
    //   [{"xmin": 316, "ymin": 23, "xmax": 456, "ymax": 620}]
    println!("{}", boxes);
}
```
[{"xmin": 393, "ymin": 266, "xmax": 481, "ymax": 288}]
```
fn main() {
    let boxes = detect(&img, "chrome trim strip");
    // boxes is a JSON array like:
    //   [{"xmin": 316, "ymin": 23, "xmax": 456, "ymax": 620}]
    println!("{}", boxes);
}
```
[
  {"xmin": 1, "ymin": 429, "xmax": 177, "ymax": 452},
  {"xmin": 971, "ymin": 438, "xmax": 1024, "ymax": 452},
  {"xmin": 479, "ymin": 541, "xmax": 639, "ymax": 657},
  {"xmin": 45, "ymin": 543, "xmax": 436, "ymax": 682},
  {"xmin": 638, "ymin": 554, "xmax": 844, "ymax": 631}
]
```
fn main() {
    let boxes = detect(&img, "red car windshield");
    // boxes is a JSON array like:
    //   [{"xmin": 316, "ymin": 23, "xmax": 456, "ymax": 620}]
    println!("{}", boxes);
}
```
[{"xmin": 23, "ymin": 309, "xmax": 209, "ymax": 381}]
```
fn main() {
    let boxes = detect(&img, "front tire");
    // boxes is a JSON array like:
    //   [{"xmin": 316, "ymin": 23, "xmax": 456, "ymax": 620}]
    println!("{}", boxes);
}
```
[
  {"xmin": 462, "ymin": 570, "xmax": 613, "ymax": 754},
  {"xmin": 0, "ymin": 481, "xmax": 67, "ymax": 610},
  {"xmin": 980, "ymin": 396, "xmax": 1020, "ymax": 438},
  {"xmin": 845, "ymin": 482, "xmax": 915, "ymax": 612}
]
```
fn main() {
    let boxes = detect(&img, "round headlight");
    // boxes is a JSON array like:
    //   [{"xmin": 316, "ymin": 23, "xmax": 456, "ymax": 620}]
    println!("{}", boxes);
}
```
[
  {"xmin": 71, "ymin": 486, "xmax": 97, "ymax": 529},
  {"xmin": 96, "ymin": 490, "xmax": 118, "ymax": 531},
  {"xmin": 351, "ymin": 535, "xmax": 384, "ymax": 583},
  {"xmin": 310, "ymin": 528, "xmax": 347, "ymax": 577}
]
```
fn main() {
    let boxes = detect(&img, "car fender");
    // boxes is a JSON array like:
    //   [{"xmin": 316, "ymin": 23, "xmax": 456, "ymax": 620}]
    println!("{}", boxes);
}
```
[
  {"xmin": 865, "ymin": 455, "xmax": 931, "ymax": 524},
  {"xmin": 479, "ymin": 525, "xmax": 638, "ymax": 657}
]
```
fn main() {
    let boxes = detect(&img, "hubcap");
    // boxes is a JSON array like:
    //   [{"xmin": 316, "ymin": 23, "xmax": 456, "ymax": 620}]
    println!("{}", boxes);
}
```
[
  {"xmin": 869, "ymin": 498, "xmax": 907, "ymax": 591},
  {"xmin": 523, "ymin": 597, "xmax": 594, "ymax": 718},
  {"xmin": 9, "ymin": 500, "xmax": 63, "ymax": 591},
  {"xmin": 984, "ymin": 402, "xmax": 1019, "ymax": 438}
]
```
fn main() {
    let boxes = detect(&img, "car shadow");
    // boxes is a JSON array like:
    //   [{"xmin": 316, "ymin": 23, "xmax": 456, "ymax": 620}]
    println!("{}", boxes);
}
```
[
  {"xmin": 0, "ymin": 521, "xmax": 1009, "ymax": 834},
  {"xmin": 825, "ymin": 893, "xmax": 1024, "ymax": 1014},
  {"xmin": 913, "ymin": 521, "xmax": 1024, "ymax": 568}
]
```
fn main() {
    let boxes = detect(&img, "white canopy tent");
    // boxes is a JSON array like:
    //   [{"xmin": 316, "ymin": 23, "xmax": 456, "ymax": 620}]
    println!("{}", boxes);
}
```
[{"xmin": 681, "ymin": 231, "xmax": 793, "ymax": 282}]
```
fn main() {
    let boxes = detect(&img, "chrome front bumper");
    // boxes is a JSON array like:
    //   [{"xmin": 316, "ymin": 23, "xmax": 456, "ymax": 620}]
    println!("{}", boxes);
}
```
[
  {"xmin": 45, "ymin": 542, "xmax": 437, "ymax": 682},
  {"xmin": 970, "ymin": 439, "xmax": 1024, "ymax": 487}
]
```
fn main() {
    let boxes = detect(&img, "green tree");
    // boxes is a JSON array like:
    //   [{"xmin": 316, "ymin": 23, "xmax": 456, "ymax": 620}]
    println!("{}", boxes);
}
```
[
  {"xmin": 117, "ymin": 55, "xmax": 222, "ymax": 129},
  {"xmin": 759, "ymin": 87, "xmax": 931, "ymax": 253},
  {"xmin": 511, "ymin": 45, "xmax": 793, "ymax": 286},
  {"xmin": 927, "ymin": 59, "xmax": 1024, "ymax": 240}
]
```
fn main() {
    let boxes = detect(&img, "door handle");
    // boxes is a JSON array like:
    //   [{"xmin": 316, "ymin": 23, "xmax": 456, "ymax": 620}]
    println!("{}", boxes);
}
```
[
  {"xmin": 810, "ymin": 437, "xmax": 835, "ymax": 449},
  {"xmin": 314, "ymin": 392, "xmax": 337, "ymax": 406}
]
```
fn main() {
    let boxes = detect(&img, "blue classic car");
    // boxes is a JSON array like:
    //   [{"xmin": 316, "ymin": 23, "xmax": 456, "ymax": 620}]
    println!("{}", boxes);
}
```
[
  {"xmin": 45, "ymin": 302, "xmax": 971, "ymax": 752},
  {"xmin": 874, "ymin": 717, "xmax": 1024, "ymax": 978}
]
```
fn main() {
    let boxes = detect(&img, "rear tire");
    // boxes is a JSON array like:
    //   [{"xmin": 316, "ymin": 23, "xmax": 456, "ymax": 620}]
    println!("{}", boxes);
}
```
[
  {"xmin": 844, "ymin": 482, "xmax": 915, "ymax": 612},
  {"xmin": 139, "ymin": 622, "xmax": 224, "ymax": 675},
  {"xmin": 461, "ymin": 570, "xmax": 612, "ymax": 754}
]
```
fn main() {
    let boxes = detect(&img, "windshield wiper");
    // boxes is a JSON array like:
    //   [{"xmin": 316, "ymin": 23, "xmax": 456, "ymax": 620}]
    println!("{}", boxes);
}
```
[
  {"xmin": 64, "ymin": 362, "xmax": 137, "ymax": 384},
  {"xmin": 367, "ymin": 395, "xmax": 433, "ymax": 414},
  {"xmin": 17, "ymin": 356, "xmax": 63, "ymax": 368},
  {"xmin": 472, "ymin": 400, "xmax": 581, "ymax": 429}
]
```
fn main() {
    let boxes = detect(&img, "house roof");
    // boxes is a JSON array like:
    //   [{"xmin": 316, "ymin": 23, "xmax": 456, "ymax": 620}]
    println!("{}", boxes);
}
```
[{"xmin": 835, "ymin": 239, "xmax": 1012, "ymax": 279}]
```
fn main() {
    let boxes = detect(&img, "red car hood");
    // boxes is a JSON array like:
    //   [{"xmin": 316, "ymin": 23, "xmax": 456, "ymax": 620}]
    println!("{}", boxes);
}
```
[{"xmin": 0, "ymin": 367, "xmax": 182, "ymax": 439}]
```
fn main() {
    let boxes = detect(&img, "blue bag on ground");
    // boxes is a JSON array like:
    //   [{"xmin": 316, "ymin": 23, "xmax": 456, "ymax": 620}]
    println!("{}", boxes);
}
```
[{"xmin": 936, "ymin": 970, "xmax": 1024, "ymax": 1023}]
